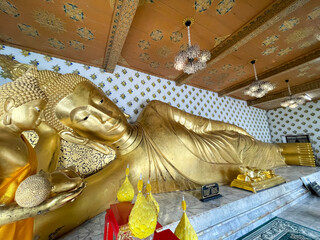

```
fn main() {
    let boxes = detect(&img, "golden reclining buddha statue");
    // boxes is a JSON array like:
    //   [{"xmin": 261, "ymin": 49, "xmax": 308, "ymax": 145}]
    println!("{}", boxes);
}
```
[{"xmin": 0, "ymin": 55, "xmax": 291, "ymax": 239}]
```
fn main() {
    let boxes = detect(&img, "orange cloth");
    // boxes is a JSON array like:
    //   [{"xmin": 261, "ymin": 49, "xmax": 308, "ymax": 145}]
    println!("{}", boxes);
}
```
[{"xmin": 0, "ymin": 135, "xmax": 37, "ymax": 240}]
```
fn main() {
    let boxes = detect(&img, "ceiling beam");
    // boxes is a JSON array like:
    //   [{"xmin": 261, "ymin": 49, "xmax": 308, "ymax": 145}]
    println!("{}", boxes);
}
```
[
  {"xmin": 103, "ymin": 0, "xmax": 139, "ymax": 73},
  {"xmin": 247, "ymin": 78, "xmax": 320, "ymax": 107},
  {"xmin": 175, "ymin": 0, "xmax": 308, "ymax": 86},
  {"xmin": 218, "ymin": 48, "xmax": 320, "ymax": 97}
]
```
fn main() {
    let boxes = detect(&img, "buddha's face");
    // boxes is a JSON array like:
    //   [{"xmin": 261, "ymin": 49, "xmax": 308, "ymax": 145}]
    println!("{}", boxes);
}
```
[
  {"xmin": 11, "ymin": 99, "xmax": 46, "ymax": 130},
  {"xmin": 56, "ymin": 82, "xmax": 128, "ymax": 143}
]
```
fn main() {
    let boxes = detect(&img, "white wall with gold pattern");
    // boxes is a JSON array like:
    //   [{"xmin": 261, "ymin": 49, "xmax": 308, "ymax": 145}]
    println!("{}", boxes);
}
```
[
  {"xmin": 0, "ymin": 45, "xmax": 271, "ymax": 143},
  {"xmin": 267, "ymin": 100, "xmax": 320, "ymax": 160}
]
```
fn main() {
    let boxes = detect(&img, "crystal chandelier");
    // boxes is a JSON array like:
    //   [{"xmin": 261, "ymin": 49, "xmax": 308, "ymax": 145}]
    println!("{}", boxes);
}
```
[
  {"xmin": 174, "ymin": 18, "xmax": 211, "ymax": 74},
  {"xmin": 244, "ymin": 60, "xmax": 275, "ymax": 98},
  {"xmin": 280, "ymin": 80, "xmax": 306, "ymax": 108}
]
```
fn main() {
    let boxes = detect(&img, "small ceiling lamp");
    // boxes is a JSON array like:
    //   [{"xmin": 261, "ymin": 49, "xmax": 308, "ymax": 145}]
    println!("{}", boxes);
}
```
[
  {"xmin": 244, "ymin": 60, "xmax": 275, "ymax": 98},
  {"xmin": 280, "ymin": 80, "xmax": 307, "ymax": 108},
  {"xmin": 174, "ymin": 17, "xmax": 211, "ymax": 74}
]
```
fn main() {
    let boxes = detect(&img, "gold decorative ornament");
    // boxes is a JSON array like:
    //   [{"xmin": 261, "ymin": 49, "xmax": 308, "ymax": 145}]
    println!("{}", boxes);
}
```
[
  {"xmin": 15, "ymin": 171, "xmax": 52, "ymax": 208},
  {"xmin": 0, "ymin": 0, "xmax": 20, "ymax": 18},
  {"xmin": 34, "ymin": 10, "xmax": 65, "ymax": 33},
  {"xmin": 230, "ymin": 166, "xmax": 286, "ymax": 193},
  {"xmin": 128, "ymin": 175, "xmax": 157, "ymax": 239},
  {"xmin": 174, "ymin": 195, "xmax": 198, "ymax": 240},
  {"xmin": 58, "ymin": 139, "xmax": 115, "ymax": 177},
  {"xmin": 182, "ymin": 17, "xmax": 194, "ymax": 27},
  {"xmin": 117, "ymin": 164, "xmax": 135, "ymax": 202}
]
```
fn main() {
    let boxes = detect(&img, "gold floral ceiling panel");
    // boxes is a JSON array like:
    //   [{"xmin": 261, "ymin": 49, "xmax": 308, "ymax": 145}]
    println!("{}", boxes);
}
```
[
  {"xmin": 187, "ymin": 0, "xmax": 320, "ymax": 92},
  {"xmin": 0, "ymin": 0, "xmax": 114, "ymax": 66},
  {"xmin": 121, "ymin": 0, "xmax": 274, "ymax": 80},
  {"xmin": 0, "ymin": 0, "xmax": 319, "ymax": 109}
]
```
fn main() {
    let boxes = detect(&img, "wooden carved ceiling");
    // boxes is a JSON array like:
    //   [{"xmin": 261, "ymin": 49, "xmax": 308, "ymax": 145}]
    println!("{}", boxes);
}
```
[{"xmin": 0, "ymin": 0, "xmax": 319, "ymax": 110}]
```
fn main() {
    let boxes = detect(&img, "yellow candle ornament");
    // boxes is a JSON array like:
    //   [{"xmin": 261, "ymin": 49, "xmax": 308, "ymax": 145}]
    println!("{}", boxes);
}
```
[
  {"xmin": 128, "ymin": 174, "xmax": 158, "ymax": 239},
  {"xmin": 146, "ymin": 180, "xmax": 160, "ymax": 214},
  {"xmin": 117, "ymin": 164, "xmax": 134, "ymax": 202},
  {"xmin": 174, "ymin": 195, "xmax": 198, "ymax": 240},
  {"xmin": 146, "ymin": 180, "xmax": 160, "ymax": 215}
]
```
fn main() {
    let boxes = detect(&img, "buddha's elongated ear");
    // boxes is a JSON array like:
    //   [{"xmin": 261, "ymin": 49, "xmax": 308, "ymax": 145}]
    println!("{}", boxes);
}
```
[
  {"xmin": 3, "ymin": 98, "xmax": 15, "ymax": 125},
  {"xmin": 4, "ymin": 97, "xmax": 15, "ymax": 113}
]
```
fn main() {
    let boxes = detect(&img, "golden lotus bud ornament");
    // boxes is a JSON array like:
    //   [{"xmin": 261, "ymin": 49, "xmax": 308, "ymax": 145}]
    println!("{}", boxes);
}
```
[
  {"xmin": 128, "ymin": 174, "xmax": 157, "ymax": 239},
  {"xmin": 117, "ymin": 164, "xmax": 135, "ymax": 202},
  {"xmin": 174, "ymin": 195, "xmax": 198, "ymax": 240}
]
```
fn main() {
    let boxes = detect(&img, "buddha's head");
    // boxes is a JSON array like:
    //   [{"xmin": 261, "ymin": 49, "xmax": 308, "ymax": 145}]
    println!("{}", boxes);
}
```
[
  {"xmin": 0, "ymin": 66, "xmax": 47, "ymax": 131},
  {"xmin": 37, "ymin": 71, "xmax": 129, "ymax": 144}
]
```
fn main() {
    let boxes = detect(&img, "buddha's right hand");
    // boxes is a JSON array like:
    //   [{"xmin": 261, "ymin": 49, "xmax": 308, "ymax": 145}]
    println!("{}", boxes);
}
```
[
  {"xmin": 50, "ymin": 168, "xmax": 83, "ymax": 193},
  {"xmin": 40, "ymin": 181, "xmax": 86, "ymax": 212}
]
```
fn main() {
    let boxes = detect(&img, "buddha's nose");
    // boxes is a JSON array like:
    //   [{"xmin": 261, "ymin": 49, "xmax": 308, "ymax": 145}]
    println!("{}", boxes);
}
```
[
  {"xmin": 100, "ymin": 114, "xmax": 108, "ymax": 123},
  {"xmin": 97, "ymin": 110, "xmax": 113, "ymax": 123}
]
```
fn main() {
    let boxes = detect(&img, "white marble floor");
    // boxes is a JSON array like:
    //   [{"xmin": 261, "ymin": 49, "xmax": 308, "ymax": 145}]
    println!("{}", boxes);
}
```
[{"xmin": 58, "ymin": 166, "xmax": 320, "ymax": 240}]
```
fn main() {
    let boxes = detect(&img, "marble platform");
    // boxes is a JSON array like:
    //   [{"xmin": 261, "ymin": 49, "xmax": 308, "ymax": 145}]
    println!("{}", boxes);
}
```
[{"xmin": 59, "ymin": 166, "xmax": 320, "ymax": 240}]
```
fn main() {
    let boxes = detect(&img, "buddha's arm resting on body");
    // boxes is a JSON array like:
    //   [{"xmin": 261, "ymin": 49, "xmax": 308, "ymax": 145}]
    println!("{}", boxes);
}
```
[
  {"xmin": 0, "ymin": 184, "xmax": 85, "ymax": 226},
  {"xmin": 145, "ymin": 100, "xmax": 252, "ymax": 137},
  {"xmin": 35, "ymin": 122, "xmax": 61, "ymax": 173}
]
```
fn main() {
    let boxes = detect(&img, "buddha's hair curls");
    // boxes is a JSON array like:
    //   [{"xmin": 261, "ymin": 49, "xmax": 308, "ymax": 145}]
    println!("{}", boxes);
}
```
[
  {"xmin": 0, "ymin": 66, "xmax": 47, "ymax": 116},
  {"xmin": 36, "ymin": 70, "xmax": 102, "ymax": 132}
]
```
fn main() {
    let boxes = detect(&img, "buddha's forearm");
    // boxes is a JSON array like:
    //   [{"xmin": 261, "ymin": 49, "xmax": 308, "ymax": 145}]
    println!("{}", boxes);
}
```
[
  {"xmin": 0, "ymin": 203, "xmax": 48, "ymax": 226},
  {"xmin": 35, "ymin": 123, "xmax": 60, "ymax": 172}
]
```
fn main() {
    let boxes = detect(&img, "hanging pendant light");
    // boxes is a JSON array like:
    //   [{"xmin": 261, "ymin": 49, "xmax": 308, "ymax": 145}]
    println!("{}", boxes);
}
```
[
  {"xmin": 174, "ymin": 17, "xmax": 211, "ymax": 74},
  {"xmin": 244, "ymin": 60, "xmax": 275, "ymax": 98},
  {"xmin": 280, "ymin": 80, "xmax": 307, "ymax": 108}
]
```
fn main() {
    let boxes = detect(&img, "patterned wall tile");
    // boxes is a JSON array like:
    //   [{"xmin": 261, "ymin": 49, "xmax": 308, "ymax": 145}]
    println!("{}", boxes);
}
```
[
  {"xmin": 267, "ymin": 100, "xmax": 320, "ymax": 160},
  {"xmin": 0, "ymin": 45, "xmax": 271, "ymax": 142}
]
